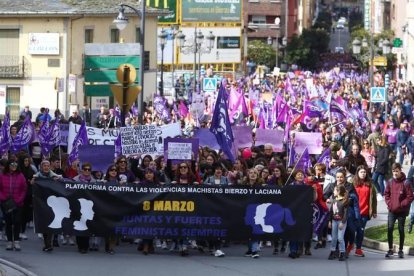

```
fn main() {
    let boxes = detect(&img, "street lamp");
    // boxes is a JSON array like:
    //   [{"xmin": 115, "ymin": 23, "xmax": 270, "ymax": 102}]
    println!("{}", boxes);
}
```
[
  {"xmin": 113, "ymin": 1, "xmax": 145, "ymax": 124},
  {"xmin": 382, "ymin": 39, "xmax": 391, "ymax": 54},
  {"xmin": 176, "ymin": 28, "xmax": 215, "ymax": 96},
  {"xmin": 274, "ymin": 17, "xmax": 281, "ymax": 68},
  {"xmin": 352, "ymin": 38, "xmax": 361, "ymax": 54},
  {"xmin": 158, "ymin": 29, "xmax": 167, "ymax": 96}
]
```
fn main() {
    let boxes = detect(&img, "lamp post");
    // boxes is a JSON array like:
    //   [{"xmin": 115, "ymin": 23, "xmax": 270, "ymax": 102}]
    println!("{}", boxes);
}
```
[
  {"xmin": 176, "ymin": 28, "xmax": 215, "ymax": 96},
  {"xmin": 274, "ymin": 17, "xmax": 281, "ymax": 68},
  {"xmin": 158, "ymin": 29, "xmax": 167, "ymax": 96},
  {"xmin": 113, "ymin": 1, "xmax": 145, "ymax": 124}
]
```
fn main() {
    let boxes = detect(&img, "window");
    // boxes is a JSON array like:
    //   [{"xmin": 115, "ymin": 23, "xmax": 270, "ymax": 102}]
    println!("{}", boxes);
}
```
[
  {"xmin": 0, "ymin": 29, "xmax": 19, "ymax": 57},
  {"xmin": 251, "ymin": 16, "xmax": 266, "ymax": 24},
  {"xmin": 6, "ymin": 87, "xmax": 20, "ymax": 121},
  {"xmin": 136, "ymin": 27, "xmax": 141, "ymax": 43},
  {"xmin": 85, "ymin": 29, "xmax": 94, "ymax": 43},
  {"xmin": 110, "ymin": 29, "xmax": 120, "ymax": 43}
]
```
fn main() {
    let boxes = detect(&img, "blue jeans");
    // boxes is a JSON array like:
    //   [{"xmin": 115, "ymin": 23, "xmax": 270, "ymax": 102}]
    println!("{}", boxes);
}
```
[
  {"xmin": 355, "ymin": 216, "xmax": 369, "ymax": 249},
  {"xmin": 397, "ymin": 147, "xmax": 404, "ymax": 165},
  {"xmin": 248, "ymin": 240, "xmax": 259, "ymax": 252},
  {"xmin": 372, "ymin": 172, "xmax": 385, "ymax": 195},
  {"xmin": 331, "ymin": 220, "xmax": 347, "ymax": 253},
  {"xmin": 409, "ymin": 202, "xmax": 414, "ymax": 225}
]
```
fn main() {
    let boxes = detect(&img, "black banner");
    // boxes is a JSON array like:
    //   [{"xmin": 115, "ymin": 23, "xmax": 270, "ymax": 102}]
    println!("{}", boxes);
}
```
[{"xmin": 33, "ymin": 180, "xmax": 313, "ymax": 240}]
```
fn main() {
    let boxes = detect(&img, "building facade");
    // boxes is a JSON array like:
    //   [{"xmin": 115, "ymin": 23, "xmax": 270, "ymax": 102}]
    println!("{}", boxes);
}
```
[{"xmin": 0, "ymin": 0, "xmax": 164, "ymax": 120}]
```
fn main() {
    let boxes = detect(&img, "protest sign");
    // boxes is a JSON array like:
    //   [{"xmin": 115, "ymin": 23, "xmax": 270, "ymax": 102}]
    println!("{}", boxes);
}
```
[
  {"xmin": 255, "ymin": 129, "xmax": 284, "ymax": 152},
  {"xmin": 232, "ymin": 126, "xmax": 252, "ymax": 149},
  {"xmin": 79, "ymin": 145, "xmax": 115, "ymax": 173},
  {"xmin": 59, "ymin": 123, "xmax": 69, "ymax": 146},
  {"xmin": 33, "ymin": 179, "xmax": 313, "ymax": 240},
  {"xmin": 193, "ymin": 128, "xmax": 220, "ymax": 150},
  {"xmin": 119, "ymin": 123, "xmax": 182, "ymax": 156},
  {"xmin": 294, "ymin": 132, "xmax": 323, "ymax": 154},
  {"xmin": 68, "ymin": 123, "xmax": 119, "ymax": 153},
  {"xmin": 164, "ymin": 137, "xmax": 199, "ymax": 161}
]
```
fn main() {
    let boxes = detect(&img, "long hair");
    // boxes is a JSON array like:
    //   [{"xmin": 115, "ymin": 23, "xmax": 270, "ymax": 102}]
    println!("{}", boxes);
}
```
[
  {"xmin": 353, "ymin": 165, "xmax": 372, "ymax": 187},
  {"xmin": 174, "ymin": 162, "xmax": 197, "ymax": 184}
]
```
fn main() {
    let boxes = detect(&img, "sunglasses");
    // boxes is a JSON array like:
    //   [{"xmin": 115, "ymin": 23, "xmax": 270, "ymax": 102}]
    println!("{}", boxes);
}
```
[
  {"xmin": 83, "ymin": 168, "xmax": 91, "ymax": 171},
  {"xmin": 179, "ymin": 166, "xmax": 188, "ymax": 169},
  {"xmin": 109, "ymin": 168, "xmax": 117, "ymax": 172},
  {"xmin": 119, "ymin": 160, "xmax": 127, "ymax": 164}
]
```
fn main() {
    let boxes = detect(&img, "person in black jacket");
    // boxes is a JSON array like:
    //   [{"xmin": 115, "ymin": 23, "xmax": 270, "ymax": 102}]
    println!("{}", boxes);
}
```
[{"xmin": 373, "ymin": 136, "xmax": 392, "ymax": 195}]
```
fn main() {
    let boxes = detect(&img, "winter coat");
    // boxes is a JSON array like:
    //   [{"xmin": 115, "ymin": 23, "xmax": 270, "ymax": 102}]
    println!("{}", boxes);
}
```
[
  {"xmin": 384, "ymin": 172, "xmax": 414, "ymax": 215},
  {"xmin": 0, "ymin": 172, "xmax": 27, "ymax": 207},
  {"xmin": 374, "ymin": 145, "xmax": 391, "ymax": 174}
]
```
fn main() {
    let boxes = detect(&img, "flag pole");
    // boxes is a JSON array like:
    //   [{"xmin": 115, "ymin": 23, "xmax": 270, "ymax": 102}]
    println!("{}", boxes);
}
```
[{"xmin": 284, "ymin": 146, "xmax": 308, "ymax": 186}]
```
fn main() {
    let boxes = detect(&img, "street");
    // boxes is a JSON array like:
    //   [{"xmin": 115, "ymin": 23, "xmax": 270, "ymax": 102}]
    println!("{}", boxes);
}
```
[{"xmin": 329, "ymin": 26, "xmax": 351, "ymax": 53}]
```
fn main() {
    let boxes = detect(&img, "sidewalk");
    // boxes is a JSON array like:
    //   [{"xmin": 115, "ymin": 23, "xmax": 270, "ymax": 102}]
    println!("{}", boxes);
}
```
[
  {"xmin": 363, "ymin": 195, "xmax": 414, "ymax": 255},
  {"xmin": 0, "ymin": 258, "xmax": 36, "ymax": 276}
]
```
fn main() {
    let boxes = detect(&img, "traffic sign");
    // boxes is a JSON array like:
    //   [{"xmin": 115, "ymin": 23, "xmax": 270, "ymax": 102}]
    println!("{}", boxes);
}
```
[
  {"xmin": 203, "ymin": 78, "xmax": 217, "ymax": 92},
  {"xmin": 370, "ymin": 87, "xmax": 386, "ymax": 103},
  {"xmin": 372, "ymin": 56, "xmax": 387, "ymax": 66},
  {"xmin": 384, "ymin": 74, "xmax": 389, "ymax": 89}
]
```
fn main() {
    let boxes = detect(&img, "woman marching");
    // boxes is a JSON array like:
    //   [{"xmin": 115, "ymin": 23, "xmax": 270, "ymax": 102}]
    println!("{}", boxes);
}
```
[{"xmin": 353, "ymin": 165, "xmax": 377, "ymax": 257}]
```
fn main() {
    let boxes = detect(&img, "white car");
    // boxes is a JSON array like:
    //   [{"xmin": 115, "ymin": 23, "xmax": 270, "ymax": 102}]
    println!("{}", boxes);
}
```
[
  {"xmin": 335, "ymin": 47, "xmax": 344, "ymax": 54},
  {"xmin": 338, "ymin": 17, "xmax": 346, "ymax": 24},
  {"xmin": 336, "ymin": 23, "xmax": 344, "ymax": 29}
]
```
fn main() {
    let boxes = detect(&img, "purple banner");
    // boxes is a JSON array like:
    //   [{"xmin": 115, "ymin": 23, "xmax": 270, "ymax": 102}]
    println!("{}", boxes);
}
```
[
  {"xmin": 193, "ymin": 128, "xmax": 220, "ymax": 150},
  {"xmin": 312, "ymin": 203, "xmax": 329, "ymax": 235},
  {"xmin": 295, "ymin": 132, "xmax": 323, "ymax": 154},
  {"xmin": 255, "ymin": 129, "xmax": 284, "ymax": 152},
  {"xmin": 79, "ymin": 145, "xmax": 115, "ymax": 173},
  {"xmin": 232, "ymin": 126, "xmax": 252, "ymax": 149}
]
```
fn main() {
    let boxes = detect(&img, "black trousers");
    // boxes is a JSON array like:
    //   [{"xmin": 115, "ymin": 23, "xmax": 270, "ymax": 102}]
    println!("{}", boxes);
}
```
[
  {"xmin": 3, "ymin": 207, "xmax": 22, "ymax": 242},
  {"xmin": 387, "ymin": 212, "xmax": 406, "ymax": 251},
  {"xmin": 76, "ymin": 236, "xmax": 90, "ymax": 251}
]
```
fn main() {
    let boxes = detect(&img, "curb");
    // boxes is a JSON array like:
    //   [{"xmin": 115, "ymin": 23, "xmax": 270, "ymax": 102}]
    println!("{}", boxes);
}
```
[
  {"xmin": 363, "ymin": 237, "xmax": 414, "ymax": 256},
  {"xmin": 0, "ymin": 259, "xmax": 37, "ymax": 276}
]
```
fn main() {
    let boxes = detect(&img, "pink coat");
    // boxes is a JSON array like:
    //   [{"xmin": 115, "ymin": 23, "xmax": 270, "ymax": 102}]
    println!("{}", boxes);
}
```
[{"xmin": 0, "ymin": 172, "xmax": 27, "ymax": 207}]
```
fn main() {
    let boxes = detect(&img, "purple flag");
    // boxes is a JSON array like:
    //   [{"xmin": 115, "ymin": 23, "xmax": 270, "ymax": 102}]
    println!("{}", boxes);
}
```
[
  {"xmin": 288, "ymin": 142, "xmax": 296, "ymax": 167},
  {"xmin": 114, "ymin": 134, "xmax": 122, "ymax": 158},
  {"xmin": 154, "ymin": 95, "xmax": 171, "ymax": 122},
  {"xmin": 10, "ymin": 116, "xmax": 35, "ymax": 153},
  {"xmin": 312, "ymin": 203, "xmax": 329, "ymax": 235},
  {"xmin": 38, "ymin": 119, "xmax": 60, "ymax": 156},
  {"xmin": 179, "ymin": 100, "xmax": 189, "ymax": 118},
  {"xmin": 295, "ymin": 148, "xmax": 312, "ymax": 172},
  {"xmin": 0, "ymin": 111, "xmax": 10, "ymax": 155},
  {"xmin": 194, "ymin": 128, "xmax": 220, "ymax": 150},
  {"xmin": 68, "ymin": 121, "xmax": 88, "ymax": 165},
  {"xmin": 210, "ymin": 80, "xmax": 235, "ymax": 162},
  {"xmin": 317, "ymin": 147, "xmax": 331, "ymax": 168}
]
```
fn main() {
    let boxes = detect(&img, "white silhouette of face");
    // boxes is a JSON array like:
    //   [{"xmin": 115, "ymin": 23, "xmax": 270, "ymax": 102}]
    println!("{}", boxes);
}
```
[
  {"xmin": 47, "ymin": 196, "xmax": 71, "ymax": 229},
  {"xmin": 254, "ymin": 203, "xmax": 274, "ymax": 233},
  {"xmin": 79, "ymin": 198, "xmax": 94, "ymax": 221}
]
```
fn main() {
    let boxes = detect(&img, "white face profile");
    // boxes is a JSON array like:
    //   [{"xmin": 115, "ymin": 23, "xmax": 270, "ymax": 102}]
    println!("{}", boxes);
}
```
[
  {"xmin": 73, "ymin": 198, "xmax": 94, "ymax": 231},
  {"xmin": 47, "ymin": 196, "xmax": 71, "ymax": 229},
  {"xmin": 254, "ymin": 203, "xmax": 274, "ymax": 233}
]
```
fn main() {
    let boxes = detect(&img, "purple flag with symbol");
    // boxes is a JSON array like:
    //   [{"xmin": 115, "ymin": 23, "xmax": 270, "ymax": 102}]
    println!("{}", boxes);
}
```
[
  {"xmin": 0, "ymin": 111, "xmax": 10, "ymax": 155},
  {"xmin": 38, "ymin": 119, "xmax": 60, "ymax": 156},
  {"xmin": 68, "ymin": 121, "xmax": 88, "ymax": 165},
  {"xmin": 295, "ymin": 148, "xmax": 312, "ymax": 172},
  {"xmin": 210, "ymin": 80, "xmax": 235, "ymax": 162},
  {"xmin": 10, "ymin": 116, "xmax": 35, "ymax": 153},
  {"xmin": 317, "ymin": 147, "xmax": 331, "ymax": 168}
]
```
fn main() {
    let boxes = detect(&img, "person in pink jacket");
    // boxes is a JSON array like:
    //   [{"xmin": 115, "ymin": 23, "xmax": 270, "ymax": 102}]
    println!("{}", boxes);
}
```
[{"xmin": 0, "ymin": 160, "xmax": 27, "ymax": 251}]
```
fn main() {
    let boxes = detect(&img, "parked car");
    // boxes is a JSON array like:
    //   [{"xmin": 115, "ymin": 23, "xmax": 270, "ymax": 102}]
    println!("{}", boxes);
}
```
[
  {"xmin": 338, "ymin": 17, "xmax": 346, "ymax": 24},
  {"xmin": 336, "ymin": 23, "xmax": 344, "ymax": 29},
  {"xmin": 335, "ymin": 47, "xmax": 345, "ymax": 54}
]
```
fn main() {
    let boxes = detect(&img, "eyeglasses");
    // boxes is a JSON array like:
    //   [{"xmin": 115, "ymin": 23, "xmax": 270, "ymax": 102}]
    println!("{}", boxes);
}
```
[
  {"xmin": 10, "ymin": 163, "xmax": 17, "ymax": 167},
  {"xmin": 83, "ymin": 168, "xmax": 91, "ymax": 171}
]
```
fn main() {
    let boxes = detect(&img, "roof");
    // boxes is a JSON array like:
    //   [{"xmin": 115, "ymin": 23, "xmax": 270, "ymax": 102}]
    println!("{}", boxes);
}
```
[{"xmin": 0, "ymin": 0, "xmax": 169, "ymax": 16}]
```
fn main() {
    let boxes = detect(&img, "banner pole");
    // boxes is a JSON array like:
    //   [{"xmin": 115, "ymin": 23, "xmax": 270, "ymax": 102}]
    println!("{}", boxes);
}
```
[{"xmin": 284, "ymin": 146, "xmax": 308, "ymax": 186}]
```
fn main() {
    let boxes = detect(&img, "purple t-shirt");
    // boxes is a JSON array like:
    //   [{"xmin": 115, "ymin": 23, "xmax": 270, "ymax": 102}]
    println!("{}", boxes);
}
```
[{"xmin": 386, "ymin": 128, "xmax": 398, "ymax": 144}]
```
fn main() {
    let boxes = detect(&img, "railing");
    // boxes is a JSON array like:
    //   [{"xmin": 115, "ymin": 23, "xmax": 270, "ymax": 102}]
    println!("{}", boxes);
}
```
[{"xmin": 0, "ymin": 56, "xmax": 29, "ymax": 79}]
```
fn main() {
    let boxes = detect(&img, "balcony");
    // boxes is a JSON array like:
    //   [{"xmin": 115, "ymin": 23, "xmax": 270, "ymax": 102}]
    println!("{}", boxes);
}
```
[{"xmin": 0, "ymin": 56, "xmax": 29, "ymax": 79}]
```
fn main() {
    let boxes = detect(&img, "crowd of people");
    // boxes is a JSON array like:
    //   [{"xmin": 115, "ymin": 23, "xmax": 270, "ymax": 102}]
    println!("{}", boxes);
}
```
[{"xmin": 1, "ymin": 69, "xmax": 414, "ymax": 260}]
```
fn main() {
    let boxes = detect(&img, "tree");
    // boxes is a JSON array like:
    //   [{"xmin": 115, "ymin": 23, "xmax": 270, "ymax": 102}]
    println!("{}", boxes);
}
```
[
  {"xmin": 284, "ymin": 28, "xmax": 330, "ymax": 70},
  {"xmin": 247, "ymin": 40, "xmax": 276, "ymax": 69}
]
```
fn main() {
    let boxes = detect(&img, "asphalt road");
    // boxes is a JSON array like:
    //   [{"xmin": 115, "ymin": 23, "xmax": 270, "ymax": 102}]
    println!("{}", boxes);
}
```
[
  {"xmin": 329, "ymin": 26, "xmax": 351, "ymax": 53},
  {"xmin": 1, "ymin": 221, "xmax": 414, "ymax": 276}
]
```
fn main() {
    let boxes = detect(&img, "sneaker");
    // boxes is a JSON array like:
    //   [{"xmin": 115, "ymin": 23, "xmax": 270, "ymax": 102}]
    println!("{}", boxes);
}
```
[
  {"xmin": 38, "ymin": 233, "xmax": 43, "ymax": 239},
  {"xmin": 328, "ymin": 251, "xmax": 336, "ymax": 260},
  {"xmin": 19, "ymin": 233, "xmax": 28, "ymax": 240},
  {"xmin": 376, "ymin": 193, "xmax": 384, "ymax": 201},
  {"xmin": 214, "ymin": 249, "xmax": 225, "ymax": 257},
  {"xmin": 273, "ymin": 248, "xmax": 279, "ymax": 255},
  {"xmin": 68, "ymin": 237, "xmax": 75, "ymax": 246},
  {"xmin": 288, "ymin": 252, "xmax": 297, "ymax": 259},
  {"xmin": 244, "ymin": 250, "xmax": 252, "ymax": 257},
  {"xmin": 354, "ymin": 248, "xmax": 365, "ymax": 257},
  {"xmin": 346, "ymin": 244, "xmax": 354, "ymax": 255},
  {"xmin": 408, "ymin": 223, "xmax": 413, "ymax": 234},
  {"xmin": 155, "ymin": 239, "xmax": 162, "ymax": 248},
  {"xmin": 62, "ymin": 238, "xmax": 67, "ymax": 245},
  {"xmin": 385, "ymin": 250, "xmax": 394, "ymax": 258},
  {"xmin": 398, "ymin": 250, "xmax": 404, "ymax": 258},
  {"xmin": 327, "ymin": 234, "xmax": 332, "ymax": 242},
  {"xmin": 338, "ymin": 252, "xmax": 345, "ymax": 261},
  {"xmin": 280, "ymin": 247, "xmax": 286, "ymax": 253},
  {"xmin": 251, "ymin": 251, "xmax": 260, "ymax": 258},
  {"xmin": 14, "ymin": 241, "xmax": 21, "ymax": 251},
  {"xmin": 266, "ymin": 241, "xmax": 272, "ymax": 247},
  {"xmin": 134, "ymin": 238, "xmax": 141, "ymax": 244},
  {"xmin": 6, "ymin": 242, "xmax": 13, "ymax": 251},
  {"xmin": 312, "ymin": 234, "xmax": 318, "ymax": 242},
  {"xmin": 169, "ymin": 241, "xmax": 177, "ymax": 251},
  {"xmin": 161, "ymin": 241, "xmax": 168, "ymax": 250},
  {"xmin": 190, "ymin": 240, "xmax": 198, "ymax": 249}
]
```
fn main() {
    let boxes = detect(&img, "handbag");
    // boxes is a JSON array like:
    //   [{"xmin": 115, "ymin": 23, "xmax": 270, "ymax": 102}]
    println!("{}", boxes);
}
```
[
  {"xmin": 1, "ymin": 197, "xmax": 17, "ymax": 214},
  {"xmin": 1, "ymin": 175, "xmax": 17, "ymax": 214}
]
